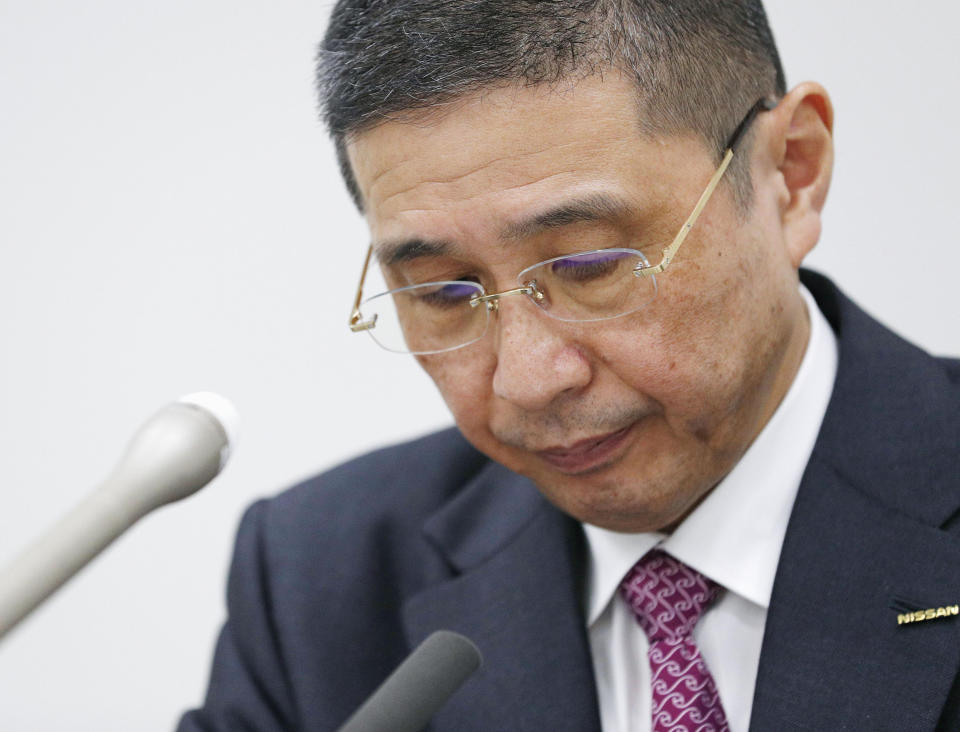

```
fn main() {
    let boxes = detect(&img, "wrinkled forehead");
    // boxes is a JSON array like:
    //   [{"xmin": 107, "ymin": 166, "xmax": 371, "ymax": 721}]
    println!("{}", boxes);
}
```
[{"xmin": 345, "ymin": 74, "xmax": 666, "ymax": 217}]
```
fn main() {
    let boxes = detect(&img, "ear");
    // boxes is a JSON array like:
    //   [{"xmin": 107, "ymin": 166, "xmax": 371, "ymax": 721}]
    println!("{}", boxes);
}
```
[{"xmin": 767, "ymin": 82, "xmax": 834, "ymax": 267}]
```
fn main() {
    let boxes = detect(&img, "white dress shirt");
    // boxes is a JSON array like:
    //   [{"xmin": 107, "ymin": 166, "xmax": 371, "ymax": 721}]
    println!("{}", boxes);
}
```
[{"xmin": 583, "ymin": 285, "xmax": 839, "ymax": 732}]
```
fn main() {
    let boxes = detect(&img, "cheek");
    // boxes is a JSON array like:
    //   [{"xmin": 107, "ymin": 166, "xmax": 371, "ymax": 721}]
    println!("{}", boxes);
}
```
[
  {"xmin": 596, "ymin": 258, "xmax": 777, "ymax": 428},
  {"xmin": 596, "ymin": 323, "xmax": 731, "ymax": 425}
]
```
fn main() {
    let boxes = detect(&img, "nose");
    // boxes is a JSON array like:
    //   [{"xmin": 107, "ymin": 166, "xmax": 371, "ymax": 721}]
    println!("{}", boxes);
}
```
[{"xmin": 490, "ymin": 296, "xmax": 592, "ymax": 411}]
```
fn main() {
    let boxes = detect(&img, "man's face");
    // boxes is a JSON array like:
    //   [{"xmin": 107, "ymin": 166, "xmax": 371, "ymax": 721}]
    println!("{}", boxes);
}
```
[{"xmin": 347, "ymin": 73, "xmax": 811, "ymax": 532}]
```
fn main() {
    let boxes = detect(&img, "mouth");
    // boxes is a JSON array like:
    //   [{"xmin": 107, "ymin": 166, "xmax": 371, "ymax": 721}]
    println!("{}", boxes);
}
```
[{"xmin": 536, "ymin": 423, "xmax": 635, "ymax": 475}]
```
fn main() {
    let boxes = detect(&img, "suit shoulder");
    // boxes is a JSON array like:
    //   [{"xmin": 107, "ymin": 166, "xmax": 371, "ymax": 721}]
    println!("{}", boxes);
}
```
[
  {"xmin": 941, "ymin": 356, "xmax": 960, "ymax": 386},
  {"xmin": 803, "ymin": 270, "xmax": 960, "ymax": 526},
  {"xmin": 206, "ymin": 430, "xmax": 490, "ymax": 728},
  {"xmin": 256, "ymin": 426, "xmax": 488, "ymax": 544}
]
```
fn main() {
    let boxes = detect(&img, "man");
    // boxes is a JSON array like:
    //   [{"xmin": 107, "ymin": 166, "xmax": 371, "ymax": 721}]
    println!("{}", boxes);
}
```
[{"xmin": 180, "ymin": 1, "xmax": 960, "ymax": 730}]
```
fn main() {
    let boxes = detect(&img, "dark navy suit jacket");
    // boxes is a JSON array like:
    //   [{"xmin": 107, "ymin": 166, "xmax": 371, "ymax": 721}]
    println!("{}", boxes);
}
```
[{"xmin": 179, "ymin": 272, "xmax": 960, "ymax": 731}]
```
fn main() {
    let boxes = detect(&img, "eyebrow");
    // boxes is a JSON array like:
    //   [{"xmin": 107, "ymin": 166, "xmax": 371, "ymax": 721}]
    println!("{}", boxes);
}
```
[
  {"xmin": 375, "ymin": 238, "xmax": 454, "ymax": 267},
  {"xmin": 500, "ymin": 193, "xmax": 633, "ymax": 240}
]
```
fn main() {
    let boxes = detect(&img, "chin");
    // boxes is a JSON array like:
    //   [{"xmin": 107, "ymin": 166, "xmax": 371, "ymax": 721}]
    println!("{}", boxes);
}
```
[{"xmin": 534, "ymin": 467, "xmax": 695, "ymax": 534}]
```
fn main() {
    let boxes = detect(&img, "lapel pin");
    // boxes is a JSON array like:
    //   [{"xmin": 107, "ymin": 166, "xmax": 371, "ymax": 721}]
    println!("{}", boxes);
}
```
[{"xmin": 896, "ymin": 605, "xmax": 959, "ymax": 626}]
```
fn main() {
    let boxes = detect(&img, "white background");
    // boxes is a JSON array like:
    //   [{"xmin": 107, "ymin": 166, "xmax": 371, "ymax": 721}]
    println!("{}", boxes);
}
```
[{"xmin": 0, "ymin": 2, "xmax": 957, "ymax": 729}]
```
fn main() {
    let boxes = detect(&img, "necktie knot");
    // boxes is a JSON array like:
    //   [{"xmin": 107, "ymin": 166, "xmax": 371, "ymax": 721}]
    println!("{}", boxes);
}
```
[{"xmin": 619, "ymin": 549, "xmax": 721, "ymax": 643}]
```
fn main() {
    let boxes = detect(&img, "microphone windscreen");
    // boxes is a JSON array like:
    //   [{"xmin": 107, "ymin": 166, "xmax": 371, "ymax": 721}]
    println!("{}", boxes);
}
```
[
  {"xmin": 338, "ymin": 630, "xmax": 482, "ymax": 732},
  {"xmin": 178, "ymin": 391, "xmax": 240, "ymax": 464}
]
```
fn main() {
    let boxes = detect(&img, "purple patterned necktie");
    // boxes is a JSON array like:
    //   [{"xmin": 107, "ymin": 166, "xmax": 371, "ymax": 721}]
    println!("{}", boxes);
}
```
[{"xmin": 619, "ymin": 549, "xmax": 730, "ymax": 732}]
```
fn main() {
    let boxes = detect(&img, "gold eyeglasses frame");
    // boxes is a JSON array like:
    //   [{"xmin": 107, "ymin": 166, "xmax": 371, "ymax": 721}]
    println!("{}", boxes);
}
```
[{"xmin": 348, "ymin": 97, "xmax": 776, "ymax": 336}]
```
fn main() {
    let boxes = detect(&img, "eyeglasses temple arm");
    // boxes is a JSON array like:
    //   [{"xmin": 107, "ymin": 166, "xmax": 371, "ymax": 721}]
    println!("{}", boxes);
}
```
[
  {"xmin": 636, "ymin": 148, "xmax": 734, "ymax": 277},
  {"xmin": 636, "ymin": 97, "xmax": 776, "ymax": 278},
  {"xmin": 349, "ymin": 245, "xmax": 377, "ymax": 331}
]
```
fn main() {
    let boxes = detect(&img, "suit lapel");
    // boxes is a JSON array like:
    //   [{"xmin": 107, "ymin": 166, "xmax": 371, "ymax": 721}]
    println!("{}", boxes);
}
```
[
  {"xmin": 752, "ymin": 273, "xmax": 960, "ymax": 730},
  {"xmin": 402, "ymin": 462, "xmax": 602, "ymax": 731},
  {"xmin": 750, "ymin": 454, "xmax": 960, "ymax": 730}
]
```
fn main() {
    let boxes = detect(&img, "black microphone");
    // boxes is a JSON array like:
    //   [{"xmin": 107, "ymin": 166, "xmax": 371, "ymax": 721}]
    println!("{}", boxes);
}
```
[{"xmin": 337, "ymin": 630, "xmax": 482, "ymax": 732}]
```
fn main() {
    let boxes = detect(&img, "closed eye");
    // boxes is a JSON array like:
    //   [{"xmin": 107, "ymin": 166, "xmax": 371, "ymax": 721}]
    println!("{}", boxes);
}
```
[
  {"xmin": 549, "ymin": 250, "xmax": 633, "ymax": 282},
  {"xmin": 414, "ymin": 281, "xmax": 482, "ymax": 308}
]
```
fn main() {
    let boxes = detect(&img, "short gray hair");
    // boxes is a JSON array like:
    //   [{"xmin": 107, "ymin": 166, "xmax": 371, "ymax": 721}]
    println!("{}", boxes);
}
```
[{"xmin": 317, "ymin": 0, "xmax": 786, "ymax": 210}]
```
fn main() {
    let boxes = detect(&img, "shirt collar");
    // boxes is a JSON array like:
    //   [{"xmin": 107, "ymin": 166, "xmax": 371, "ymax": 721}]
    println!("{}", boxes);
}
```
[{"xmin": 583, "ymin": 284, "xmax": 838, "ymax": 625}]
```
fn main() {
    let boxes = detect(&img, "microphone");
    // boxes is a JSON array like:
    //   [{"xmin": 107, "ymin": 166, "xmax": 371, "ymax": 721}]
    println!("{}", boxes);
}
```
[
  {"xmin": 0, "ymin": 392, "xmax": 239, "ymax": 640},
  {"xmin": 337, "ymin": 630, "xmax": 482, "ymax": 732}
]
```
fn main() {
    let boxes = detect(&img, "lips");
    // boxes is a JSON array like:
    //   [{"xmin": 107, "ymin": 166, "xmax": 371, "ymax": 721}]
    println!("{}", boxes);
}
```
[{"xmin": 536, "ymin": 424, "xmax": 634, "ymax": 474}]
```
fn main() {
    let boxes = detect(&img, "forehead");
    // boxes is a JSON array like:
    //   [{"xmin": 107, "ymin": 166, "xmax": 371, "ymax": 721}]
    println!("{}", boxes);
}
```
[{"xmin": 346, "ymin": 73, "xmax": 708, "ymax": 252}]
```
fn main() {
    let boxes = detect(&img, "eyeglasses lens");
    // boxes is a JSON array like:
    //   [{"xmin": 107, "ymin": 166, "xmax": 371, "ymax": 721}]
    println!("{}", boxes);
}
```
[
  {"xmin": 521, "ymin": 249, "xmax": 657, "ymax": 322},
  {"xmin": 360, "ymin": 281, "xmax": 488, "ymax": 354},
  {"xmin": 358, "ymin": 249, "xmax": 657, "ymax": 354}
]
